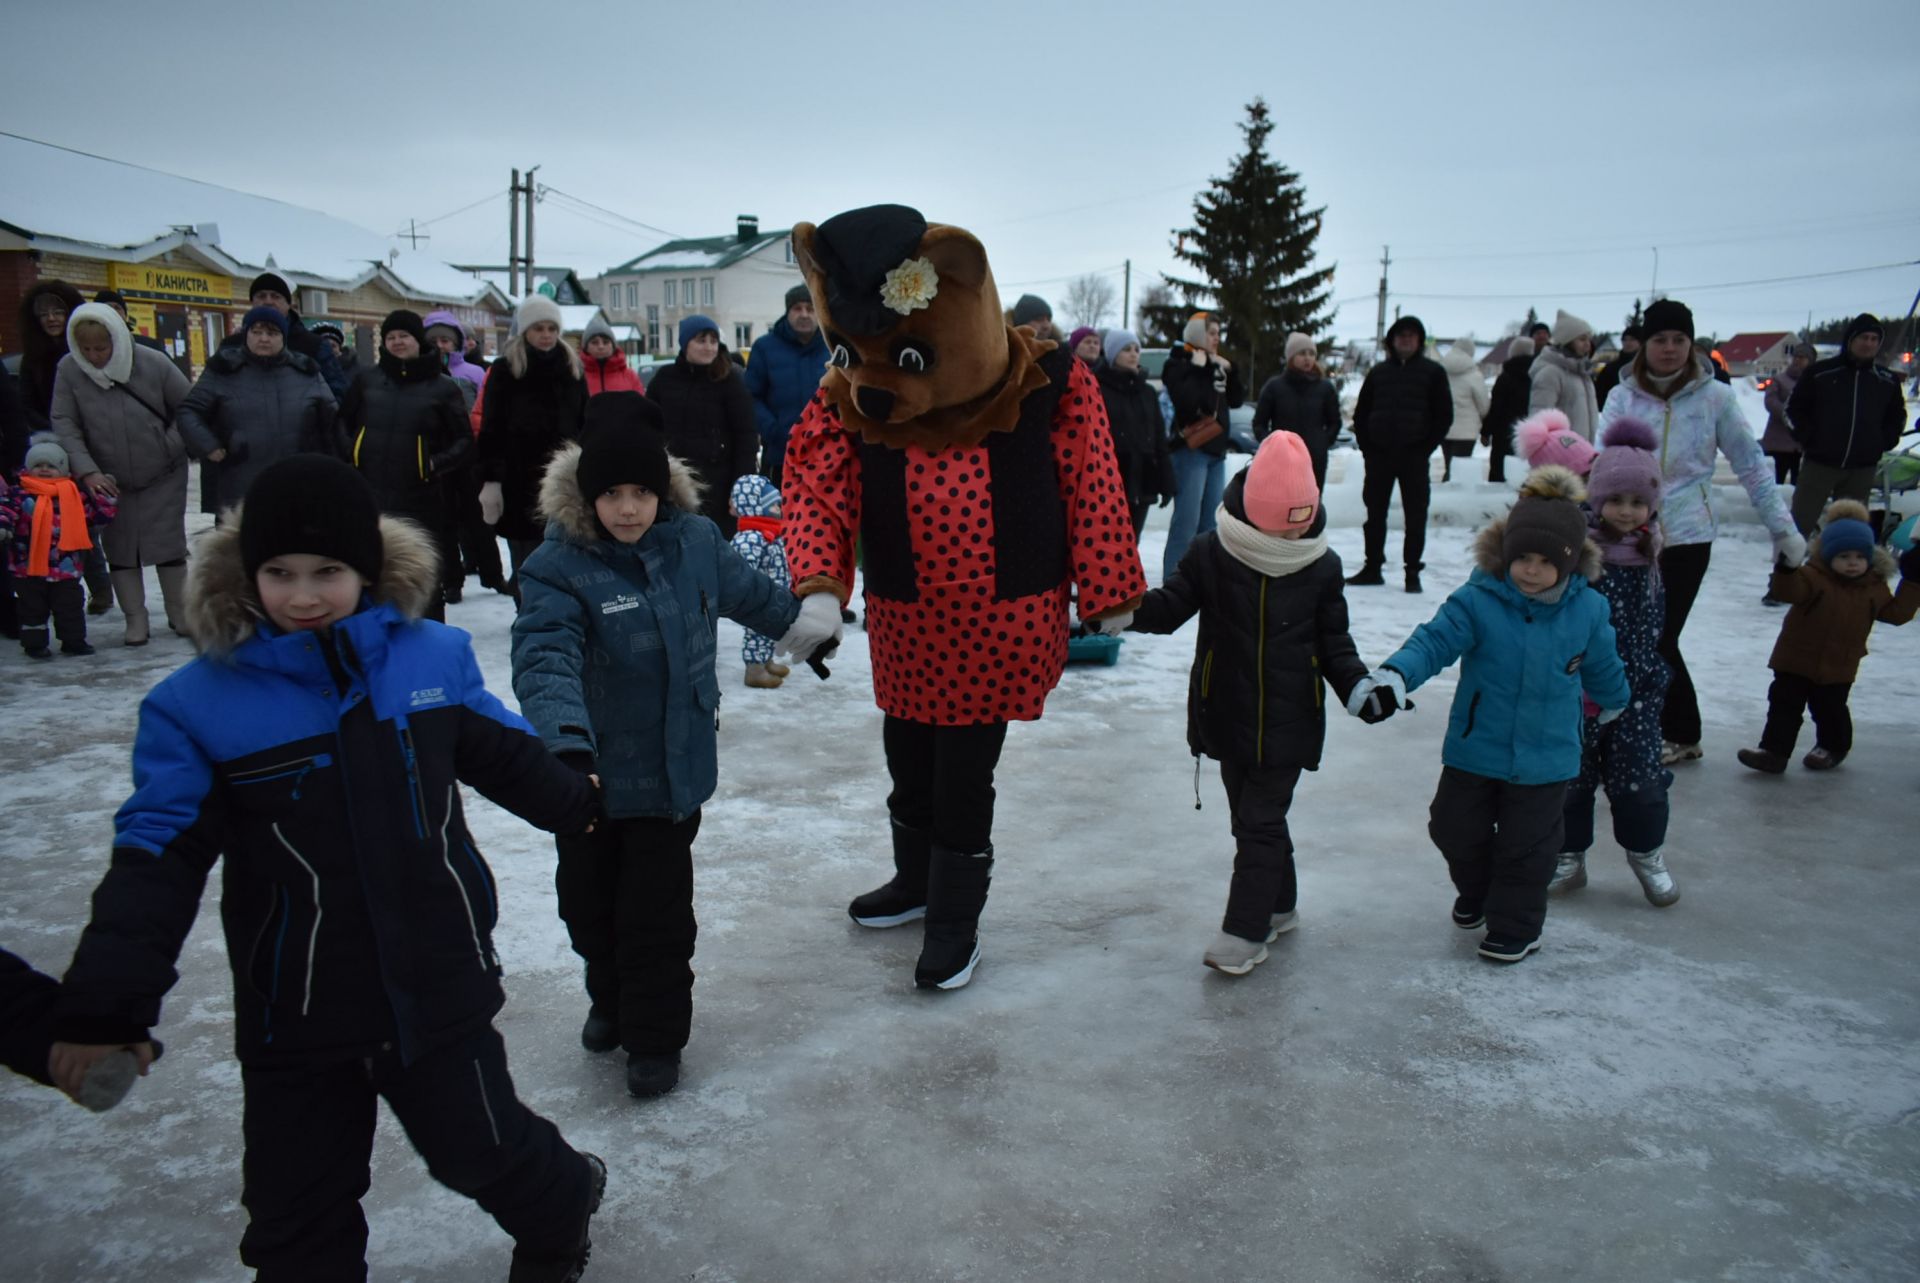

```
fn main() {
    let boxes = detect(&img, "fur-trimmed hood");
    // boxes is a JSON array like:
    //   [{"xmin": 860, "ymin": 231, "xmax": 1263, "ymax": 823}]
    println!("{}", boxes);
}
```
[
  {"xmin": 1809, "ymin": 499, "xmax": 1897, "ymax": 582},
  {"xmin": 1471, "ymin": 465, "xmax": 1604, "ymax": 584},
  {"xmin": 182, "ymin": 507, "xmax": 442, "ymax": 656},
  {"xmin": 535, "ymin": 438, "xmax": 706, "ymax": 545}
]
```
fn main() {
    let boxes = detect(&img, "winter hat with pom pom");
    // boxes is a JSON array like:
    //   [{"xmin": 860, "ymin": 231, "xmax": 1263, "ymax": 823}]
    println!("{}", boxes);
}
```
[
  {"xmin": 1586, "ymin": 416, "xmax": 1663, "ymax": 510},
  {"xmin": 1503, "ymin": 465, "xmax": 1589, "ymax": 586},
  {"xmin": 1816, "ymin": 500, "xmax": 1876, "ymax": 567},
  {"xmin": 1242, "ymin": 430, "xmax": 1320, "ymax": 534},
  {"xmin": 1514, "ymin": 408, "xmax": 1597, "ymax": 477}
]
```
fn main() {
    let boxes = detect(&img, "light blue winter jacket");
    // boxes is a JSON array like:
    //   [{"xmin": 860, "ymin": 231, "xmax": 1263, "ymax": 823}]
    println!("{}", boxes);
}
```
[
  {"xmin": 1384, "ymin": 513, "xmax": 1630, "ymax": 786},
  {"xmin": 1599, "ymin": 353, "xmax": 1793, "ymax": 547},
  {"xmin": 511, "ymin": 442, "xmax": 800, "ymax": 820}
]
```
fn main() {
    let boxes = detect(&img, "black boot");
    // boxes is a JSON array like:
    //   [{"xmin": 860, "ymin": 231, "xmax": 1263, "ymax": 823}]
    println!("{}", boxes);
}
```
[
  {"xmin": 1346, "ymin": 562, "xmax": 1385, "ymax": 586},
  {"xmin": 849, "ymin": 819, "xmax": 932, "ymax": 927},
  {"xmin": 626, "ymin": 1051, "xmax": 681, "ymax": 1098},
  {"xmin": 580, "ymin": 1005, "xmax": 618, "ymax": 1053},
  {"xmin": 915, "ymin": 844, "xmax": 992, "ymax": 990},
  {"xmin": 508, "ymin": 1151, "xmax": 606, "ymax": 1283},
  {"xmin": 1405, "ymin": 565, "xmax": 1423, "ymax": 593}
]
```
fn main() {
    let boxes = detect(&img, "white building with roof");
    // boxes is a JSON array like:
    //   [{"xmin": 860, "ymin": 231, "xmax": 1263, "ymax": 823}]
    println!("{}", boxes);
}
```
[{"xmin": 592, "ymin": 216, "xmax": 804, "ymax": 355}]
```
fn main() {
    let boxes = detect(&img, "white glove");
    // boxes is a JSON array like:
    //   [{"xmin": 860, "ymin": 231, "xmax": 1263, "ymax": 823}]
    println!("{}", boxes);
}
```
[
  {"xmin": 1596, "ymin": 705, "xmax": 1626, "ymax": 725},
  {"xmin": 1094, "ymin": 610, "xmax": 1134, "ymax": 636},
  {"xmin": 776, "ymin": 592, "xmax": 843, "ymax": 661},
  {"xmin": 479, "ymin": 481, "xmax": 504, "ymax": 527},
  {"xmin": 1772, "ymin": 528, "xmax": 1808, "ymax": 569}
]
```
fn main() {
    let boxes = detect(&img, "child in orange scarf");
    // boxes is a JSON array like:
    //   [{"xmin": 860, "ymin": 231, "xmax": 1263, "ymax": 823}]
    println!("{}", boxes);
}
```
[{"xmin": 1, "ymin": 438, "xmax": 116, "ymax": 657}]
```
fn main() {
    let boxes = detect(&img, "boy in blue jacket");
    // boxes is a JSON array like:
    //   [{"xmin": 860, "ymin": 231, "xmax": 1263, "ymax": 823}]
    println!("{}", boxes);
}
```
[
  {"xmin": 1358, "ymin": 466, "xmax": 1630, "ymax": 963},
  {"xmin": 511, "ymin": 393, "xmax": 808, "ymax": 1100},
  {"xmin": 47, "ymin": 455, "xmax": 607, "ymax": 1283}
]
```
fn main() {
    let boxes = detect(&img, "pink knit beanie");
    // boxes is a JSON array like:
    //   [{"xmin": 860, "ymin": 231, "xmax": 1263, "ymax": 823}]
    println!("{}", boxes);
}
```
[
  {"xmin": 1243, "ymin": 431, "xmax": 1320, "ymax": 533},
  {"xmin": 1514, "ymin": 408, "xmax": 1597, "ymax": 477}
]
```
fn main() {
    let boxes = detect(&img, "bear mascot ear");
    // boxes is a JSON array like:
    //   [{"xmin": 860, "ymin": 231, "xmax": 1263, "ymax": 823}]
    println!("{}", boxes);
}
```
[
  {"xmin": 790, "ymin": 222, "xmax": 830, "ymax": 320},
  {"xmin": 919, "ymin": 226, "xmax": 990, "ymax": 294}
]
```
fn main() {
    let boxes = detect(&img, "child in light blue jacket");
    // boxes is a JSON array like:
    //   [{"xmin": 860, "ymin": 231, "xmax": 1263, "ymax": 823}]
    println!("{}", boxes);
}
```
[{"xmin": 1357, "ymin": 466, "xmax": 1630, "ymax": 964}]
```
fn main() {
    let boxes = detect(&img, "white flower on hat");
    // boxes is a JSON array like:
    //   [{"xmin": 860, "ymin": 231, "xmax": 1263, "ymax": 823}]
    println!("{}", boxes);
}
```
[{"xmin": 880, "ymin": 256, "xmax": 939, "ymax": 316}]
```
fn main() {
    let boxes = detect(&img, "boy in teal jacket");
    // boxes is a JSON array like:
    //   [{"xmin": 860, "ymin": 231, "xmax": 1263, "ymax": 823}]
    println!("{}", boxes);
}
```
[{"xmin": 1356, "ymin": 466, "xmax": 1630, "ymax": 963}]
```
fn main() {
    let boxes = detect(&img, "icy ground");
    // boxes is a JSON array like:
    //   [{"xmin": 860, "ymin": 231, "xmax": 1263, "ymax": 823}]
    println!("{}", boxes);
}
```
[{"xmin": 3, "ymin": 452, "xmax": 1917, "ymax": 1281}]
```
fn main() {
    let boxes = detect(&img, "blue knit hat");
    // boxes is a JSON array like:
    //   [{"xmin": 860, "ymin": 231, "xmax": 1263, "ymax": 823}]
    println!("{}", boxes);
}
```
[
  {"xmin": 241, "ymin": 304, "xmax": 289, "ymax": 336},
  {"xmin": 1819, "ymin": 517, "xmax": 1875, "ymax": 565},
  {"xmin": 1103, "ymin": 328, "xmax": 1139, "ymax": 366},
  {"xmin": 678, "ymin": 314, "xmax": 719, "ymax": 349}
]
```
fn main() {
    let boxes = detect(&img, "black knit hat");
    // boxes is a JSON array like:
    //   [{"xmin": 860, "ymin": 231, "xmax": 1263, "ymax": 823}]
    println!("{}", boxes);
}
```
[
  {"xmin": 1843, "ymin": 312, "xmax": 1883, "ymax": 344},
  {"xmin": 240, "ymin": 455, "xmax": 384, "ymax": 584},
  {"xmin": 381, "ymin": 309, "xmax": 427, "ymax": 348},
  {"xmin": 1011, "ymin": 294, "xmax": 1052, "ymax": 327},
  {"xmin": 1621, "ymin": 323, "xmax": 1645, "ymax": 342},
  {"xmin": 577, "ymin": 392, "xmax": 670, "ymax": 503},
  {"xmin": 784, "ymin": 282, "xmax": 813, "ymax": 310},
  {"xmin": 808, "ymin": 204, "xmax": 929, "ymax": 336},
  {"xmin": 1641, "ymin": 299, "xmax": 1694, "ymax": 342},
  {"xmin": 248, "ymin": 272, "xmax": 293, "ymax": 302}
]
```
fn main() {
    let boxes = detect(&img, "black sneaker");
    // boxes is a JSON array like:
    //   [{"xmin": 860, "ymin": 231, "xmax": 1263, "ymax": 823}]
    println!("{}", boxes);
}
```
[
  {"xmin": 1803, "ymin": 746, "xmax": 1844, "ymax": 771},
  {"xmin": 626, "ymin": 1051, "xmax": 680, "ymax": 1098},
  {"xmin": 1736, "ymin": 747, "xmax": 1788, "ymax": 775},
  {"xmin": 60, "ymin": 641, "xmax": 95, "ymax": 656},
  {"xmin": 1478, "ymin": 935, "xmax": 1541, "ymax": 964},
  {"xmin": 508, "ymin": 1151, "xmax": 606, "ymax": 1283},
  {"xmin": 580, "ymin": 1006, "xmax": 618, "ymax": 1054},
  {"xmin": 1346, "ymin": 563, "xmax": 1386, "ymax": 586},
  {"xmin": 1451, "ymin": 897, "xmax": 1484, "ymax": 930},
  {"xmin": 914, "ymin": 936, "xmax": 982, "ymax": 990},
  {"xmin": 848, "ymin": 880, "xmax": 927, "ymax": 928}
]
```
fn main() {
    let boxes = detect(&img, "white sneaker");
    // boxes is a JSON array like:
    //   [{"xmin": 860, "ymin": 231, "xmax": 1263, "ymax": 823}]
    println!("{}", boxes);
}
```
[
  {"xmin": 1626, "ymin": 848, "xmax": 1680, "ymax": 907},
  {"xmin": 1547, "ymin": 852, "xmax": 1588, "ymax": 894},
  {"xmin": 1204, "ymin": 932, "xmax": 1269, "ymax": 975},
  {"xmin": 1266, "ymin": 911, "xmax": 1299, "ymax": 941},
  {"xmin": 1661, "ymin": 741, "xmax": 1703, "ymax": 765}
]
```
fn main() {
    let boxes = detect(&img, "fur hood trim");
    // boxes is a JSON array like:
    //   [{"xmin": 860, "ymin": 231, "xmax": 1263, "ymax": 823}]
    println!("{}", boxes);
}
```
[
  {"xmin": 1516, "ymin": 463, "xmax": 1587, "ymax": 503},
  {"xmin": 1806, "ymin": 513, "xmax": 1897, "ymax": 583},
  {"xmin": 183, "ymin": 508, "xmax": 442, "ymax": 657},
  {"xmin": 536, "ymin": 439, "xmax": 706, "ymax": 544}
]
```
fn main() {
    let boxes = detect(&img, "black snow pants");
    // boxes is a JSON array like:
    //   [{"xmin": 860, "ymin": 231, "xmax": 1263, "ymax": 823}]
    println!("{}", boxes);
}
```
[
  {"xmin": 238, "ymin": 1025, "xmax": 595, "ymax": 1282},
  {"xmin": 554, "ymin": 810, "xmax": 702, "ymax": 1056},
  {"xmin": 15, "ymin": 576, "xmax": 84, "ymax": 650},
  {"xmin": 1218, "ymin": 759, "xmax": 1304, "ymax": 941},
  {"xmin": 1428, "ymin": 766, "xmax": 1569, "ymax": 944}
]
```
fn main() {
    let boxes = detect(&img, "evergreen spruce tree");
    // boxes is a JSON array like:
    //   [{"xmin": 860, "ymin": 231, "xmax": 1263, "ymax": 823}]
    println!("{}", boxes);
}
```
[{"xmin": 1149, "ymin": 98, "xmax": 1334, "ymax": 384}]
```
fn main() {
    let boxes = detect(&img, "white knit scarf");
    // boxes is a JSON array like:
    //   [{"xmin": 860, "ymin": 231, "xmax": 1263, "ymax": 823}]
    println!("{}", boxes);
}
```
[{"xmin": 1213, "ymin": 505, "xmax": 1328, "ymax": 577}]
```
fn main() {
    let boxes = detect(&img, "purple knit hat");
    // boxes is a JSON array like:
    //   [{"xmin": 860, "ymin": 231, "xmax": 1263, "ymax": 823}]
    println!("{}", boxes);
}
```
[
  {"xmin": 1586, "ymin": 417, "xmax": 1663, "ymax": 510},
  {"xmin": 1067, "ymin": 326, "xmax": 1098, "ymax": 353}
]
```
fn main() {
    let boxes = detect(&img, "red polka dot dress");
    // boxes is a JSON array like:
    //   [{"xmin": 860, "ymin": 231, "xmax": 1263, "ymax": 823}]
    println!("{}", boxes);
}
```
[{"xmin": 782, "ymin": 357, "xmax": 1147, "ymax": 726}]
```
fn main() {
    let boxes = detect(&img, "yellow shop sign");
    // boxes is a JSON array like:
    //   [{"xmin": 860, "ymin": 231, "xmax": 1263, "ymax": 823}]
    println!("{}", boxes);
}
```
[{"xmin": 111, "ymin": 263, "xmax": 234, "ymax": 304}]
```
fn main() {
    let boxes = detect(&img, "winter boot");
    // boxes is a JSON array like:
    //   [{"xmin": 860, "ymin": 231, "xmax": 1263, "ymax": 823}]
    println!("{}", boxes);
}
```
[
  {"xmin": 1547, "ymin": 851, "xmax": 1588, "ymax": 894},
  {"xmin": 155, "ymin": 562, "xmax": 189, "ymax": 635},
  {"xmin": 1346, "ymin": 561, "xmax": 1386, "ymax": 587},
  {"xmin": 1736, "ymin": 747, "xmax": 1787, "ymax": 775},
  {"xmin": 848, "ymin": 819, "xmax": 932, "ymax": 927},
  {"xmin": 1267, "ymin": 910, "xmax": 1299, "ymax": 940},
  {"xmin": 1404, "ymin": 566, "xmax": 1423, "ymax": 594},
  {"xmin": 765, "ymin": 659, "xmax": 791, "ymax": 678},
  {"xmin": 626, "ymin": 1052, "xmax": 680, "ymax": 1098},
  {"xmin": 507, "ymin": 1151, "xmax": 606, "ymax": 1283},
  {"xmin": 580, "ymin": 1005, "xmax": 618, "ymax": 1054},
  {"xmin": 744, "ymin": 662, "xmax": 784, "ymax": 689},
  {"xmin": 111, "ymin": 569, "xmax": 149, "ymax": 646},
  {"xmin": 1204, "ymin": 931, "xmax": 1268, "ymax": 976},
  {"xmin": 915, "ymin": 844, "xmax": 992, "ymax": 990},
  {"xmin": 21, "ymin": 626, "xmax": 51, "ymax": 659},
  {"xmin": 85, "ymin": 574, "xmax": 113, "ymax": 616},
  {"xmin": 1803, "ymin": 747, "xmax": 1844, "ymax": 771},
  {"xmin": 1451, "ymin": 896, "xmax": 1485, "ymax": 930},
  {"xmin": 1625, "ymin": 848, "xmax": 1680, "ymax": 907},
  {"xmin": 1478, "ymin": 935, "xmax": 1541, "ymax": 964}
]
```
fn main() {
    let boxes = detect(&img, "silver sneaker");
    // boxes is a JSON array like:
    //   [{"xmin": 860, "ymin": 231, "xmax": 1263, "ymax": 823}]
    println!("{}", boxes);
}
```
[
  {"xmin": 1547, "ymin": 852, "xmax": 1588, "ymax": 894},
  {"xmin": 1204, "ymin": 931, "xmax": 1269, "ymax": 975},
  {"xmin": 1266, "ymin": 910, "xmax": 1299, "ymax": 941},
  {"xmin": 1626, "ymin": 848, "xmax": 1680, "ymax": 907}
]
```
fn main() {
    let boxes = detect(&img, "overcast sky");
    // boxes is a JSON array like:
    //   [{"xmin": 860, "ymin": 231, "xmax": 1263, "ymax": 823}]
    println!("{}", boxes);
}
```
[{"xmin": 6, "ymin": 0, "xmax": 1914, "ymax": 344}]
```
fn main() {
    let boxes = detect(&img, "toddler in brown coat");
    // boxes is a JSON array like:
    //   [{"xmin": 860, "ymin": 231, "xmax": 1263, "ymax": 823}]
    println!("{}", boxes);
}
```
[{"xmin": 1737, "ymin": 500, "xmax": 1920, "ymax": 773}]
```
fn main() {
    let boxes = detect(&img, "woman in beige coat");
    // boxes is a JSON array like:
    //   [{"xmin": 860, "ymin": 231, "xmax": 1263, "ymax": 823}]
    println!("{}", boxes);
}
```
[
  {"xmin": 1439, "ymin": 336, "xmax": 1489, "ymax": 481},
  {"xmin": 1529, "ymin": 308, "xmax": 1600, "ymax": 440},
  {"xmin": 50, "ymin": 303, "xmax": 191, "ymax": 644}
]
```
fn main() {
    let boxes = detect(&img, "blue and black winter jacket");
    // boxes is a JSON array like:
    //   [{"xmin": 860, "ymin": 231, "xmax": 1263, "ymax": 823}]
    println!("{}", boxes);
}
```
[{"xmin": 54, "ymin": 516, "xmax": 595, "ymax": 1067}]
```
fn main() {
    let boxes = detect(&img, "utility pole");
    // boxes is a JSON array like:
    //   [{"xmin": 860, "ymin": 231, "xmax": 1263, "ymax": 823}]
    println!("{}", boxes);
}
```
[
  {"xmin": 400, "ymin": 219, "xmax": 429, "ymax": 250},
  {"xmin": 1122, "ymin": 259, "xmax": 1131, "ymax": 327},
  {"xmin": 509, "ymin": 168, "xmax": 521, "ymax": 296},
  {"xmin": 524, "ymin": 164, "xmax": 541, "ymax": 297},
  {"xmin": 1374, "ymin": 245, "xmax": 1391, "ymax": 352},
  {"xmin": 1650, "ymin": 246, "xmax": 1660, "ymax": 301}
]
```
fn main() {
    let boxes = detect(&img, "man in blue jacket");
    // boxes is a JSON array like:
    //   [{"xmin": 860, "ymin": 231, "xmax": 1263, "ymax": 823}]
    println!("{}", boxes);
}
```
[{"xmin": 744, "ymin": 283, "xmax": 828, "ymax": 488}]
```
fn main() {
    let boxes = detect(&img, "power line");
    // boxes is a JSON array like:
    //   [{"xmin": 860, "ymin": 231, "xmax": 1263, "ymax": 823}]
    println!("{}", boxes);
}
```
[
  {"xmin": 398, "ymin": 189, "xmax": 505, "ymax": 234},
  {"xmin": 1393, "ymin": 259, "xmax": 1919, "ymax": 303},
  {"xmin": 539, "ymin": 186, "xmax": 682, "ymax": 241}
]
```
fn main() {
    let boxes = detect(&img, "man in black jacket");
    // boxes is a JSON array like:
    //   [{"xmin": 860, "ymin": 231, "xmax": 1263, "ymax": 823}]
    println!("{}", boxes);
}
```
[
  {"xmin": 1593, "ymin": 324, "xmax": 1641, "ymax": 407},
  {"xmin": 1785, "ymin": 313, "xmax": 1907, "ymax": 533},
  {"xmin": 1482, "ymin": 336, "xmax": 1535, "ymax": 484},
  {"xmin": 1349, "ymin": 315, "xmax": 1452, "ymax": 592},
  {"xmin": 216, "ymin": 271, "xmax": 350, "ymax": 399},
  {"xmin": 1252, "ymin": 331, "xmax": 1342, "ymax": 487}
]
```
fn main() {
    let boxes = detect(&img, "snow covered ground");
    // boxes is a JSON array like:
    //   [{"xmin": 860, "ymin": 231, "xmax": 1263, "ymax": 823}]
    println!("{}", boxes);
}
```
[{"xmin": 3, "ymin": 469, "xmax": 1918, "ymax": 1281}]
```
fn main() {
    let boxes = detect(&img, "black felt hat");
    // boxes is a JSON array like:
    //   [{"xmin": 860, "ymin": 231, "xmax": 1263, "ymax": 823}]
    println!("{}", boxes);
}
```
[{"xmin": 808, "ymin": 204, "xmax": 929, "ymax": 336}]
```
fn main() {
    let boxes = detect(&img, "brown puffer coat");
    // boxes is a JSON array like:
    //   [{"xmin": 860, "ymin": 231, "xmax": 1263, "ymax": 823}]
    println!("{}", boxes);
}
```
[{"xmin": 1766, "ymin": 508, "xmax": 1919, "ymax": 685}]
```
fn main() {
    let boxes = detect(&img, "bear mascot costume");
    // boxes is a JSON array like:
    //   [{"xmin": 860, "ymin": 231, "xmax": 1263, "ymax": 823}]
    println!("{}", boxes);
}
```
[{"xmin": 777, "ymin": 204, "xmax": 1148, "ymax": 990}]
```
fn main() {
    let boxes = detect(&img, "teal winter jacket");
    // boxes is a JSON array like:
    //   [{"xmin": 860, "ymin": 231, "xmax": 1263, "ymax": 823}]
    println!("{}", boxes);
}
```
[
  {"xmin": 511, "ymin": 441, "xmax": 801, "ymax": 820},
  {"xmin": 1384, "ymin": 508, "xmax": 1629, "ymax": 786}
]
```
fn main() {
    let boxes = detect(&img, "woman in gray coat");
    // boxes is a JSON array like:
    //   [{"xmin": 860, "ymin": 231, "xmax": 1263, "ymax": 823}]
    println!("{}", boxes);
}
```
[
  {"xmin": 1529, "ymin": 308, "xmax": 1600, "ymax": 440},
  {"xmin": 52, "ymin": 303, "xmax": 192, "ymax": 643},
  {"xmin": 176, "ymin": 306, "xmax": 340, "ymax": 518}
]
